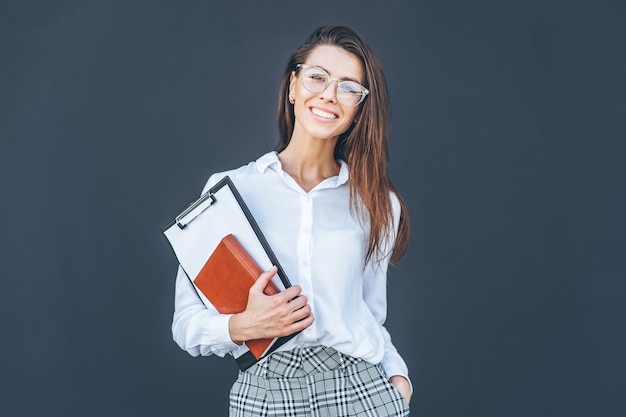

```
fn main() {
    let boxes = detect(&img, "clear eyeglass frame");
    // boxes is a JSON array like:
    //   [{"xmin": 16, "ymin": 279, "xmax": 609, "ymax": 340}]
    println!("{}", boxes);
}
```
[{"xmin": 296, "ymin": 64, "xmax": 369, "ymax": 107}]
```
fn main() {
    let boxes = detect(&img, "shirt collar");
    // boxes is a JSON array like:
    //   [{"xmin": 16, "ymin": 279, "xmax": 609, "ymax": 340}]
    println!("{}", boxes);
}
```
[
  {"xmin": 256, "ymin": 151, "xmax": 349, "ymax": 188},
  {"xmin": 255, "ymin": 151, "xmax": 280, "ymax": 173}
]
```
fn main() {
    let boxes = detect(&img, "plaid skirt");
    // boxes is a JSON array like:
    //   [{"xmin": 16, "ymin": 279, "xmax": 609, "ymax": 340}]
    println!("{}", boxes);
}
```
[{"xmin": 229, "ymin": 346, "xmax": 410, "ymax": 416}]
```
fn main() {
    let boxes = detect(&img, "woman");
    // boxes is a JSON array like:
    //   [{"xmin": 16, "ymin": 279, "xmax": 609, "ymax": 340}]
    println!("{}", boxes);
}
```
[{"xmin": 172, "ymin": 25, "xmax": 412, "ymax": 416}]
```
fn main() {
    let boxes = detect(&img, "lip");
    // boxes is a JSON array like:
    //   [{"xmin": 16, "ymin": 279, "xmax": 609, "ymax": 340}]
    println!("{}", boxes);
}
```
[{"xmin": 309, "ymin": 105, "xmax": 339, "ymax": 121}]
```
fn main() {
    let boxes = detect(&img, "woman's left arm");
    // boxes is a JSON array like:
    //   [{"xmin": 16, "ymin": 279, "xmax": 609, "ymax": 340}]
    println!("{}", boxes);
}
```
[
  {"xmin": 363, "ymin": 275, "xmax": 413, "ymax": 403},
  {"xmin": 362, "ymin": 193, "xmax": 412, "ymax": 403}
]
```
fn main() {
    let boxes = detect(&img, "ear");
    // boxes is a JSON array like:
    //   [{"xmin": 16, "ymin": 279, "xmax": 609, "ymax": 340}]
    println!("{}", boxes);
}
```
[{"xmin": 289, "ymin": 71, "xmax": 297, "ymax": 99}]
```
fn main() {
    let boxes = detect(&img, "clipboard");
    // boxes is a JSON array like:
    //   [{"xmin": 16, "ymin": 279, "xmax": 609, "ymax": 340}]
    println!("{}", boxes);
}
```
[{"xmin": 162, "ymin": 175, "xmax": 298, "ymax": 370}]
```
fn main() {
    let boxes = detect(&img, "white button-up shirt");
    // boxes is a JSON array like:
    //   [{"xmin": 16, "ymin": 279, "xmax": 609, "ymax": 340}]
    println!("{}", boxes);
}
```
[{"xmin": 172, "ymin": 151, "xmax": 410, "ymax": 383}]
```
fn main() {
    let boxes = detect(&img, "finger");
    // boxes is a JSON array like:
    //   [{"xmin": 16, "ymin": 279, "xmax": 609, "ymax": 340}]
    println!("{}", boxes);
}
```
[
  {"xmin": 281, "ymin": 285, "xmax": 303, "ymax": 300},
  {"xmin": 285, "ymin": 313, "xmax": 314, "ymax": 335},
  {"xmin": 251, "ymin": 266, "xmax": 278, "ymax": 293},
  {"xmin": 291, "ymin": 303, "xmax": 312, "ymax": 321},
  {"xmin": 287, "ymin": 294, "xmax": 308, "ymax": 310}
]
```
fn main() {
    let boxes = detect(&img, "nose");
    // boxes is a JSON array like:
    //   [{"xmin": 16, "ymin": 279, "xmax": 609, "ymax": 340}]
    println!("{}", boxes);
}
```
[{"xmin": 318, "ymin": 80, "xmax": 339, "ymax": 102}]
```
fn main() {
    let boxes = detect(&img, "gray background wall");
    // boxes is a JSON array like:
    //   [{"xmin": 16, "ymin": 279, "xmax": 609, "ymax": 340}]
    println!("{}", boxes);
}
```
[{"xmin": 2, "ymin": 1, "xmax": 625, "ymax": 416}]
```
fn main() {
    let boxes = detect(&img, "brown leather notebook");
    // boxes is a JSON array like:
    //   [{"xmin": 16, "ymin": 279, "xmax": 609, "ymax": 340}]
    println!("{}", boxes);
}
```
[{"xmin": 194, "ymin": 233, "xmax": 280, "ymax": 359}]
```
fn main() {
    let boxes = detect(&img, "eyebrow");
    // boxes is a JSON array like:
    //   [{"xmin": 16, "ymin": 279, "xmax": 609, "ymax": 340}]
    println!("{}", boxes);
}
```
[{"xmin": 312, "ymin": 65, "xmax": 363, "ymax": 84}]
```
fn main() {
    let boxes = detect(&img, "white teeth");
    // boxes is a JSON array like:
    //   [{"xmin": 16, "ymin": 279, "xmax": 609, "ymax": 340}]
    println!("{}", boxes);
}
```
[{"xmin": 311, "ymin": 108, "xmax": 337, "ymax": 119}]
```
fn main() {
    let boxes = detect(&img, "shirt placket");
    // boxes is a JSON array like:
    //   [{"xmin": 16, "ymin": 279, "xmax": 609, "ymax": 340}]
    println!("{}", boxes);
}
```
[{"xmin": 297, "ymin": 193, "xmax": 316, "ymax": 342}]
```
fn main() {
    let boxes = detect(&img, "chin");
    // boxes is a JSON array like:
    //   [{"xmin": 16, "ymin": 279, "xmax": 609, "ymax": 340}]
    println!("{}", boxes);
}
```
[{"xmin": 306, "ymin": 123, "xmax": 351, "ymax": 142}]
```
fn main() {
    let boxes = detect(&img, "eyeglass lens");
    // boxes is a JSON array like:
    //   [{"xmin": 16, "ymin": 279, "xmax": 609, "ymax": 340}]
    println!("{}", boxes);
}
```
[{"xmin": 300, "ymin": 66, "xmax": 366, "ymax": 107}]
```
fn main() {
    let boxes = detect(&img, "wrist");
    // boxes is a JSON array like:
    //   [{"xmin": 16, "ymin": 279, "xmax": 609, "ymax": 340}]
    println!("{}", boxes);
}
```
[
  {"xmin": 389, "ymin": 375, "xmax": 408, "ymax": 384},
  {"xmin": 228, "ymin": 313, "xmax": 247, "ymax": 345}
]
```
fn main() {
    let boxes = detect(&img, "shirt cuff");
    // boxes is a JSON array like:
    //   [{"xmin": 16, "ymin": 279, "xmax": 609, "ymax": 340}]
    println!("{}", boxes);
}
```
[
  {"xmin": 197, "ymin": 312, "xmax": 240, "ymax": 356},
  {"xmin": 381, "ymin": 359, "xmax": 413, "ymax": 394}
]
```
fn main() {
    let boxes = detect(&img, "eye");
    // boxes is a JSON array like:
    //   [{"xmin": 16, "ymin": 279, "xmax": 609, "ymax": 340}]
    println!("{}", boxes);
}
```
[
  {"xmin": 308, "ymin": 73, "xmax": 327, "ymax": 83},
  {"xmin": 338, "ymin": 81, "xmax": 363, "ymax": 95}
]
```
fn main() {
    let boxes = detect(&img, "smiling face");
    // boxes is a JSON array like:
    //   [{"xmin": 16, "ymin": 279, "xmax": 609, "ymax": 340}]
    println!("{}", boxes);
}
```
[{"xmin": 289, "ymin": 45, "xmax": 365, "ymax": 144}]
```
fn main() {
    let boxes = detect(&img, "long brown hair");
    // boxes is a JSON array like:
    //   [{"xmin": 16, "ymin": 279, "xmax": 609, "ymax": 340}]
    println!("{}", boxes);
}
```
[{"xmin": 276, "ymin": 25, "xmax": 409, "ymax": 265}]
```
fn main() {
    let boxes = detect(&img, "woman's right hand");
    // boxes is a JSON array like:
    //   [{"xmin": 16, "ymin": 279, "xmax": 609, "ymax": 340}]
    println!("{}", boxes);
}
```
[{"xmin": 228, "ymin": 266, "xmax": 314, "ymax": 344}]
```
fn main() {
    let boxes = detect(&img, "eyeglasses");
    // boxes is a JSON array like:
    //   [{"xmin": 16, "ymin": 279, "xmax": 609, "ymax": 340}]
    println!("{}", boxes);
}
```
[{"xmin": 296, "ymin": 64, "xmax": 369, "ymax": 107}]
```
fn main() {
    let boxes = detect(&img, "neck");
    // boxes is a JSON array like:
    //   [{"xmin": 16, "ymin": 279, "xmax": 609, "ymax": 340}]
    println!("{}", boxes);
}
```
[{"xmin": 278, "ymin": 135, "xmax": 340, "ymax": 192}]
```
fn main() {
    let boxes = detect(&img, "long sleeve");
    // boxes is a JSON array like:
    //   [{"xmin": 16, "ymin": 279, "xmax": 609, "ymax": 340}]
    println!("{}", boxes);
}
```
[
  {"xmin": 171, "ymin": 265, "xmax": 240, "ymax": 357},
  {"xmin": 362, "ymin": 263, "xmax": 412, "ymax": 390},
  {"xmin": 362, "ymin": 192, "xmax": 412, "ymax": 390},
  {"xmin": 171, "ymin": 171, "xmax": 252, "ymax": 358}
]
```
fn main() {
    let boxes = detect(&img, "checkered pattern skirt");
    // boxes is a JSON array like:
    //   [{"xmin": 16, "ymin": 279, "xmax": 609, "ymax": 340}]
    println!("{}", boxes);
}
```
[{"xmin": 229, "ymin": 346, "xmax": 410, "ymax": 416}]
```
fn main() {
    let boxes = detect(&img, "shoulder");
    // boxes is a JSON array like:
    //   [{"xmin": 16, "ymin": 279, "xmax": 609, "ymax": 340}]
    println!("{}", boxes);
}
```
[{"xmin": 201, "ymin": 151, "xmax": 278, "ymax": 194}]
